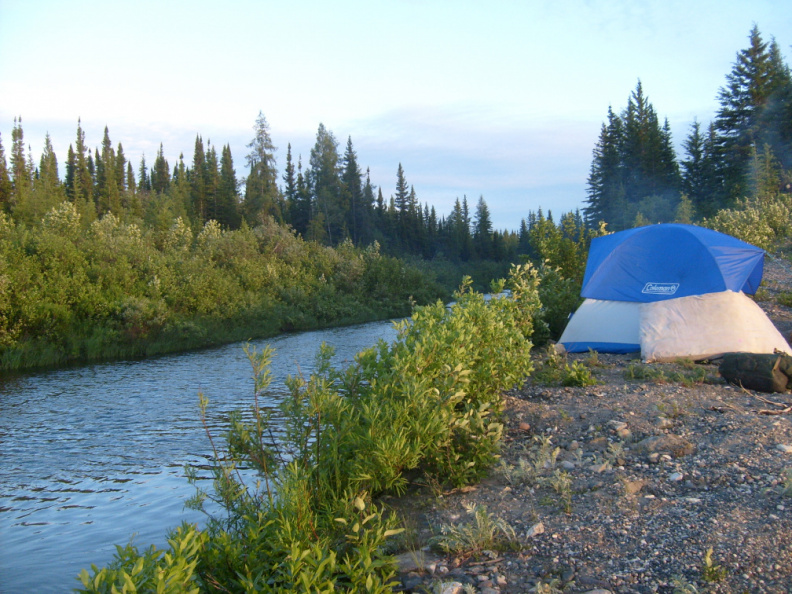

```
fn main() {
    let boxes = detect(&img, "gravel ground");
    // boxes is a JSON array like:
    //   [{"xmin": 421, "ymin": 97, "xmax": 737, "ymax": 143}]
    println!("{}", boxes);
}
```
[{"xmin": 388, "ymin": 255, "xmax": 792, "ymax": 594}]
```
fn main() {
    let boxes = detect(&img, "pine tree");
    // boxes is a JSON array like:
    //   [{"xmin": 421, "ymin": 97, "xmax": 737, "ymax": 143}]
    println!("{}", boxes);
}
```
[{"xmin": 243, "ymin": 111, "xmax": 280, "ymax": 225}]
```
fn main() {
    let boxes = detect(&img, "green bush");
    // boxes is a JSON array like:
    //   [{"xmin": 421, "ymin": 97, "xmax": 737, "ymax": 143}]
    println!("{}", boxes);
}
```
[{"xmin": 80, "ymin": 264, "xmax": 542, "ymax": 591}]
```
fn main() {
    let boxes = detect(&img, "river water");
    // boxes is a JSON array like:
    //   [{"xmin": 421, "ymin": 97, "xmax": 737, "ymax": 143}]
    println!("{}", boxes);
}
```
[{"xmin": 0, "ymin": 320, "xmax": 399, "ymax": 593}]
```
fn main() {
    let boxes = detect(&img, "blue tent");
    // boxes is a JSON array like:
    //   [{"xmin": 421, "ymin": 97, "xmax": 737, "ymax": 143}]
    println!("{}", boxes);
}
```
[{"xmin": 581, "ymin": 224, "xmax": 765, "ymax": 303}]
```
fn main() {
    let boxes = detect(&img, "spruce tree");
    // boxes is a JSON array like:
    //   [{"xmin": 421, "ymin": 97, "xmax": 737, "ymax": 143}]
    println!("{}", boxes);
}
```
[
  {"xmin": 151, "ymin": 143, "xmax": 170, "ymax": 195},
  {"xmin": 473, "ymin": 195, "xmax": 493, "ymax": 259},
  {"xmin": 306, "ymin": 123, "xmax": 344, "ymax": 244},
  {"xmin": 714, "ymin": 25, "xmax": 792, "ymax": 202},
  {"xmin": 341, "ymin": 136, "xmax": 367, "ymax": 245},
  {"xmin": 217, "ymin": 144, "xmax": 240, "ymax": 228},
  {"xmin": 191, "ymin": 135, "xmax": 207, "ymax": 222},
  {"xmin": 243, "ymin": 111, "xmax": 280, "ymax": 225},
  {"xmin": 0, "ymin": 132, "xmax": 12, "ymax": 212}
]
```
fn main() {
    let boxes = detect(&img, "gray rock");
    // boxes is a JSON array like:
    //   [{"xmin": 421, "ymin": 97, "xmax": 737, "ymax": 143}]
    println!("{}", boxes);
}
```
[
  {"xmin": 438, "ymin": 582, "xmax": 464, "ymax": 594},
  {"xmin": 776, "ymin": 444, "xmax": 792, "ymax": 453},
  {"xmin": 635, "ymin": 435, "xmax": 696, "ymax": 457},
  {"xmin": 526, "ymin": 521, "xmax": 545, "ymax": 538}
]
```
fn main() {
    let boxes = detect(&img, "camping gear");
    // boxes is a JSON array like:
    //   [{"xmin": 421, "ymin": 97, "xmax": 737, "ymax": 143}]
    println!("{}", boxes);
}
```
[
  {"xmin": 559, "ymin": 224, "xmax": 792, "ymax": 361},
  {"xmin": 640, "ymin": 291, "xmax": 792, "ymax": 362},
  {"xmin": 719, "ymin": 352, "xmax": 792, "ymax": 393},
  {"xmin": 581, "ymin": 223, "xmax": 764, "ymax": 302}
]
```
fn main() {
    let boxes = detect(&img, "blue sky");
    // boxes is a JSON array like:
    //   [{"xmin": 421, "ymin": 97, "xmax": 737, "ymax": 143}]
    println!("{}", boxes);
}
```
[{"xmin": 1, "ymin": 0, "xmax": 791, "ymax": 230}]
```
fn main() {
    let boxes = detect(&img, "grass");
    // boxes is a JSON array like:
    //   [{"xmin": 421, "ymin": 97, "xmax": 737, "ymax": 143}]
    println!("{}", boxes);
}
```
[{"xmin": 432, "ymin": 504, "xmax": 520, "ymax": 557}]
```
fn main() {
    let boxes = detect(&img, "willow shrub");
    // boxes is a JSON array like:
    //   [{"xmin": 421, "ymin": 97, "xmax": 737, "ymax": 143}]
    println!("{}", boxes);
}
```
[
  {"xmin": 0, "ymin": 205, "xmax": 446, "ymax": 371},
  {"xmin": 145, "ymin": 264, "xmax": 538, "ymax": 591},
  {"xmin": 77, "ymin": 264, "xmax": 540, "ymax": 591}
]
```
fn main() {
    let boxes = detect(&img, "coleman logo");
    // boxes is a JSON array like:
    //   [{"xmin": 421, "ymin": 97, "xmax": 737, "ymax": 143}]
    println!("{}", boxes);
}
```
[{"xmin": 642, "ymin": 282, "xmax": 679, "ymax": 295}]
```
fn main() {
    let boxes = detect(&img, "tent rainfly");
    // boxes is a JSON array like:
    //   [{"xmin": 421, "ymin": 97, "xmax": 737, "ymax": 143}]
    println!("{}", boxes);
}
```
[{"xmin": 559, "ymin": 224, "xmax": 792, "ymax": 362}]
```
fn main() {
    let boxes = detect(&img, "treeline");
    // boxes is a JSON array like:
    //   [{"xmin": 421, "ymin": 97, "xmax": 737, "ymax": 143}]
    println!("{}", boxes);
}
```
[
  {"xmin": 586, "ymin": 25, "xmax": 792, "ymax": 229},
  {"xmin": 0, "ymin": 113, "xmax": 524, "ymax": 264}
]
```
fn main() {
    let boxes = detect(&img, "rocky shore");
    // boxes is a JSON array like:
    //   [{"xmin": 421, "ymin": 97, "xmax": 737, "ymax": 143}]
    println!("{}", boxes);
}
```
[{"xmin": 390, "ymin": 255, "xmax": 792, "ymax": 593}]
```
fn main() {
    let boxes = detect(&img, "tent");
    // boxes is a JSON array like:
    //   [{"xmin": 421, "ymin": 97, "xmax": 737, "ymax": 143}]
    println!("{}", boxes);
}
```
[{"xmin": 559, "ymin": 224, "xmax": 791, "ymax": 361}]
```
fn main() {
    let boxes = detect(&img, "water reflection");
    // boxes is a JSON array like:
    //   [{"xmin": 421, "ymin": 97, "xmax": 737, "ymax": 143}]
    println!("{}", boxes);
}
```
[{"xmin": 0, "ymin": 320, "xmax": 397, "ymax": 593}]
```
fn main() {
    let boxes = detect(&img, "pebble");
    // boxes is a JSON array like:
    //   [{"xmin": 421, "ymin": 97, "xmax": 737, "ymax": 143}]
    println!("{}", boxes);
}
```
[
  {"xmin": 668, "ymin": 472, "xmax": 684, "ymax": 482},
  {"xmin": 438, "ymin": 582, "xmax": 464, "ymax": 594},
  {"xmin": 526, "ymin": 521, "xmax": 545, "ymax": 538},
  {"xmin": 776, "ymin": 444, "xmax": 792, "ymax": 453}
]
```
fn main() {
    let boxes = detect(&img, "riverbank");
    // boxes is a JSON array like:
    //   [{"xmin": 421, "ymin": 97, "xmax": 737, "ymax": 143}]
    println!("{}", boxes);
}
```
[{"xmin": 389, "ymin": 255, "xmax": 792, "ymax": 593}]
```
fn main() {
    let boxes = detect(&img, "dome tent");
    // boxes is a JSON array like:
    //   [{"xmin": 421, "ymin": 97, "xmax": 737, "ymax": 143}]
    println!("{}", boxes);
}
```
[
  {"xmin": 580, "ymin": 223, "xmax": 764, "ymax": 303},
  {"xmin": 559, "ymin": 224, "xmax": 791, "ymax": 361}
]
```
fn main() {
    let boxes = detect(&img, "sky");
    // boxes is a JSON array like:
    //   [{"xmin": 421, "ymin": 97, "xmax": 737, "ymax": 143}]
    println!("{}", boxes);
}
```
[{"xmin": 1, "ymin": 0, "xmax": 791, "ymax": 231}]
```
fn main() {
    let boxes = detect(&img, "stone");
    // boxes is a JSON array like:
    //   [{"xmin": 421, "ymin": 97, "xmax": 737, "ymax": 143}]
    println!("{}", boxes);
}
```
[
  {"xmin": 635, "ymin": 435, "xmax": 696, "ymax": 457},
  {"xmin": 776, "ymin": 444, "xmax": 792, "ymax": 453},
  {"xmin": 623, "ymin": 479, "xmax": 646, "ymax": 495},
  {"xmin": 526, "ymin": 521, "xmax": 545, "ymax": 538},
  {"xmin": 608, "ymin": 420, "xmax": 628, "ymax": 432},
  {"xmin": 438, "ymin": 582, "xmax": 464, "ymax": 594},
  {"xmin": 668, "ymin": 472, "xmax": 684, "ymax": 482}
]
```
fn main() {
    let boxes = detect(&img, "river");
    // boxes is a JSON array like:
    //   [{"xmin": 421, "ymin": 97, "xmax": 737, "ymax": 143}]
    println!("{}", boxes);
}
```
[{"xmin": 0, "ymin": 319, "xmax": 399, "ymax": 593}]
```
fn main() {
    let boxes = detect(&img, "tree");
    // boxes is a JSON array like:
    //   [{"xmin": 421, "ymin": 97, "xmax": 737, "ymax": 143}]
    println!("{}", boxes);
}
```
[
  {"xmin": 714, "ymin": 25, "xmax": 792, "ymax": 202},
  {"xmin": 681, "ymin": 120, "xmax": 719, "ymax": 217},
  {"xmin": 473, "ymin": 195, "xmax": 493, "ymax": 259},
  {"xmin": 10, "ymin": 117, "xmax": 31, "ymax": 208},
  {"xmin": 151, "ymin": 143, "xmax": 170, "ymax": 195},
  {"xmin": 73, "ymin": 119, "xmax": 95, "ymax": 213},
  {"xmin": 215, "ymin": 144, "xmax": 240, "ymax": 228},
  {"xmin": 191, "ymin": 135, "xmax": 207, "ymax": 222},
  {"xmin": 243, "ymin": 111, "xmax": 280, "ymax": 225},
  {"xmin": 306, "ymin": 123, "xmax": 344, "ymax": 244},
  {"xmin": 96, "ymin": 126, "xmax": 120, "ymax": 214},
  {"xmin": 0, "ymin": 132, "xmax": 11, "ymax": 211},
  {"xmin": 341, "ymin": 136, "xmax": 369, "ymax": 245}
]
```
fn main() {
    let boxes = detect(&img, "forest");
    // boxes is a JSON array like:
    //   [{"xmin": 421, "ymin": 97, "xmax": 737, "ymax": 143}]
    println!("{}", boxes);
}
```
[{"xmin": 0, "ymin": 25, "xmax": 791, "ymax": 374}]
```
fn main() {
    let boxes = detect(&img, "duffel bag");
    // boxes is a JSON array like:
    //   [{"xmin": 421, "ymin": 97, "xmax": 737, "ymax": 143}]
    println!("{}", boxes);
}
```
[{"xmin": 719, "ymin": 351, "xmax": 792, "ymax": 393}]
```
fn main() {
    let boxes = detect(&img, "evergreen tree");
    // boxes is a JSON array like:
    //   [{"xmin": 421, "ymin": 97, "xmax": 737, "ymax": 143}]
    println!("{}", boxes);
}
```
[
  {"xmin": 306, "ymin": 123, "xmax": 344, "ymax": 244},
  {"xmin": 96, "ymin": 126, "xmax": 120, "ymax": 214},
  {"xmin": 10, "ymin": 117, "xmax": 31, "ymax": 207},
  {"xmin": 214, "ymin": 144, "xmax": 240, "ymax": 228},
  {"xmin": 341, "ymin": 136, "xmax": 368, "ymax": 245},
  {"xmin": 714, "ymin": 25, "xmax": 792, "ymax": 201},
  {"xmin": 38, "ymin": 133, "xmax": 60, "ymax": 192},
  {"xmin": 243, "ymin": 111, "xmax": 280, "ymax": 225},
  {"xmin": 681, "ymin": 120, "xmax": 719, "ymax": 217},
  {"xmin": 73, "ymin": 119, "xmax": 95, "ymax": 211},
  {"xmin": 151, "ymin": 143, "xmax": 170, "ymax": 195},
  {"xmin": 65, "ymin": 144, "xmax": 76, "ymax": 200},
  {"xmin": 138, "ymin": 154, "xmax": 151, "ymax": 193},
  {"xmin": 0, "ymin": 132, "xmax": 11, "ymax": 212},
  {"xmin": 473, "ymin": 195, "xmax": 493, "ymax": 259},
  {"xmin": 191, "ymin": 135, "xmax": 207, "ymax": 222},
  {"xmin": 115, "ymin": 143, "xmax": 127, "ymax": 193}
]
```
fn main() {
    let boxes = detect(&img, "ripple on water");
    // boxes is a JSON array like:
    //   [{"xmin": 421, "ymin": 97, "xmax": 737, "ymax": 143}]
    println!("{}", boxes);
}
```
[{"xmin": 0, "ymin": 319, "xmax": 398, "ymax": 593}]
